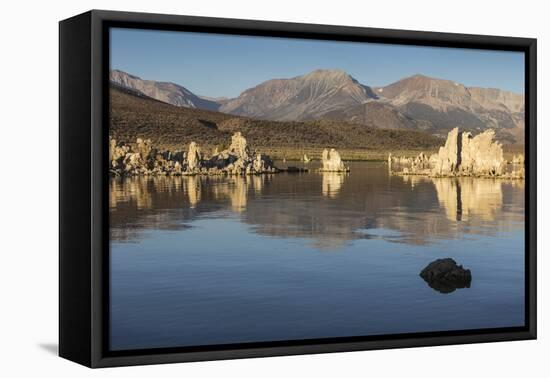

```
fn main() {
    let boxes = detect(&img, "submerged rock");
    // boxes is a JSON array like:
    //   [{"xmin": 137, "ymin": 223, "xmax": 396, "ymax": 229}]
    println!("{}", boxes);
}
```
[
  {"xmin": 285, "ymin": 166, "xmax": 309, "ymax": 173},
  {"xmin": 320, "ymin": 148, "xmax": 349, "ymax": 172},
  {"xmin": 420, "ymin": 258, "xmax": 472, "ymax": 294}
]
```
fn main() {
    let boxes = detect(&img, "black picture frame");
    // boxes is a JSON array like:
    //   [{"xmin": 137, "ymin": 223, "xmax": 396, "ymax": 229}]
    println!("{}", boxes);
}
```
[{"xmin": 59, "ymin": 9, "xmax": 537, "ymax": 368}]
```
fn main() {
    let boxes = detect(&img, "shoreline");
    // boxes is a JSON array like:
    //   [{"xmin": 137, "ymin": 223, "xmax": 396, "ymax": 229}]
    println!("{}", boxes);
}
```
[
  {"xmin": 109, "ymin": 130, "xmax": 525, "ymax": 177},
  {"xmin": 109, "ymin": 140, "xmax": 524, "ymax": 162}
]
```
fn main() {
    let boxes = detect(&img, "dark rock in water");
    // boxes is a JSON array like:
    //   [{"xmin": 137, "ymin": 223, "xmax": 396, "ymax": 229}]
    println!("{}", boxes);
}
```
[
  {"xmin": 285, "ymin": 166, "xmax": 309, "ymax": 173},
  {"xmin": 420, "ymin": 258, "xmax": 472, "ymax": 294}
]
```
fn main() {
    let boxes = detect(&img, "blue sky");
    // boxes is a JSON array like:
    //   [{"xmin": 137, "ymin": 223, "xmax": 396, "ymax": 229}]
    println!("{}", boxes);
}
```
[{"xmin": 110, "ymin": 28, "xmax": 525, "ymax": 98}]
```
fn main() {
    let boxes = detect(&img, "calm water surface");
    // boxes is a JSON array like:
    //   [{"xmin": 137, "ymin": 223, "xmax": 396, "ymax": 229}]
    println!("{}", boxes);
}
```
[{"xmin": 109, "ymin": 161, "xmax": 525, "ymax": 351}]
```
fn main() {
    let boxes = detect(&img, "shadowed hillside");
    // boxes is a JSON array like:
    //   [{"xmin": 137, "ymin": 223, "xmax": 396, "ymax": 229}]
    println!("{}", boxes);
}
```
[
  {"xmin": 111, "ymin": 69, "xmax": 525, "ymax": 145},
  {"xmin": 110, "ymin": 85, "xmax": 443, "ymax": 158}
]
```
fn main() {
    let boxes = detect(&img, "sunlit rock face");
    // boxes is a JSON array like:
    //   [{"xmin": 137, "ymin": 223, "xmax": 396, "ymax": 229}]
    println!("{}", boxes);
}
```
[
  {"xmin": 510, "ymin": 154, "xmax": 526, "ymax": 178},
  {"xmin": 460, "ymin": 129, "xmax": 504, "ymax": 176},
  {"xmin": 512, "ymin": 154, "xmax": 525, "ymax": 165},
  {"xmin": 109, "ymin": 137, "xmax": 152, "ymax": 175},
  {"xmin": 186, "ymin": 142, "xmax": 202, "ymax": 171},
  {"xmin": 109, "ymin": 137, "xmax": 188, "ymax": 176},
  {"xmin": 389, "ymin": 127, "xmax": 520, "ymax": 179},
  {"xmin": 108, "ymin": 132, "xmax": 278, "ymax": 176},
  {"xmin": 320, "ymin": 149, "xmax": 349, "ymax": 172},
  {"xmin": 135, "ymin": 138, "xmax": 153, "ymax": 161},
  {"xmin": 229, "ymin": 131, "xmax": 249, "ymax": 159},
  {"xmin": 109, "ymin": 138, "xmax": 130, "ymax": 166},
  {"xmin": 209, "ymin": 132, "xmax": 277, "ymax": 175},
  {"xmin": 432, "ymin": 128, "xmax": 460, "ymax": 176},
  {"xmin": 252, "ymin": 154, "xmax": 274, "ymax": 173}
]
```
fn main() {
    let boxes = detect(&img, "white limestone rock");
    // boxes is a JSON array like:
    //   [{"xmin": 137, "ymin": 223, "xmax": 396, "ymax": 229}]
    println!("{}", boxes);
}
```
[
  {"xmin": 432, "ymin": 127, "xmax": 460, "ymax": 176},
  {"xmin": 320, "ymin": 149, "xmax": 349, "ymax": 172},
  {"xmin": 186, "ymin": 142, "xmax": 202, "ymax": 171}
]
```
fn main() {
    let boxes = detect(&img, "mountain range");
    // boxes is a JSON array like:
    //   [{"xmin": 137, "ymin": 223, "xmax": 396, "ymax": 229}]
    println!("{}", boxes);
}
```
[
  {"xmin": 110, "ymin": 70, "xmax": 220, "ymax": 111},
  {"xmin": 219, "ymin": 69, "xmax": 378, "ymax": 121},
  {"xmin": 110, "ymin": 84, "xmax": 442, "ymax": 155},
  {"xmin": 110, "ymin": 69, "xmax": 525, "ymax": 143}
]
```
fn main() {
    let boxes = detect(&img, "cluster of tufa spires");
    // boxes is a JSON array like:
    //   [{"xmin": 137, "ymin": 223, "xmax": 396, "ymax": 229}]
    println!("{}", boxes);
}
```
[
  {"xmin": 388, "ymin": 128, "xmax": 525, "ymax": 179},
  {"xmin": 109, "ymin": 132, "xmax": 277, "ymax": 176}
]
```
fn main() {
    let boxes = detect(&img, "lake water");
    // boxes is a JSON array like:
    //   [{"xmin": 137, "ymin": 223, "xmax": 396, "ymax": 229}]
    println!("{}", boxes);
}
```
[{"xmin": 109, "ymin": 161, "xmax": 525, "ymax": 351}]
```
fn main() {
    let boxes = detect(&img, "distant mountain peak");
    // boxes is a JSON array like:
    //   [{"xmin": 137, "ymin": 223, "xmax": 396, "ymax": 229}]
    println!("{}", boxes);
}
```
[
  {"xmin": 378, "ymin": 73, "xmax": 522, "ymax": 109},
  {"xmin": 409, "ymin": 73, "xmax": 429, "ymax": 79},
  {"xmin": 416, "ymin": 74, "xmax": 445, "ymax": 80},
  {"xmin": 396, "ymin": 74, "xmax": 469, "ymax": 88},
  {"xmin": 302, "ymin": 69, "xmax": 362, "ymax": 84},
  {"xmin": 111, "ymin": 69, "xmax": 139, "ymax": 78},
  {"xmin": 371, "ymin": 74, "xmax": 524, "ymax": 143},
  {"xmin": 220, "ymin": 69, "xmax": 377, "ymax": 121},
  {"xmin": 400, "ymin": 73, "xmax": 456, "ymax": 84},
  {"xmin": 109, "ymin": 69, "xmax": 220, "ymax": 111},
  {"xmin": 303, "ymin": 68, "xmax": 349, "ymax": 78},
  {"xmin": 311, "ymin": 68, "xmax": 346, "ymax": 74}
]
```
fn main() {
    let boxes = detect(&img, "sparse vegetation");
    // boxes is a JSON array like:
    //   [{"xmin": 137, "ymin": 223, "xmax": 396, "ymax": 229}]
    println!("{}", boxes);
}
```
[
  {"xmin": 110, "ymin": 86, "xmax": 443, "ymax": 159},
  {"xmin": 254, "ymin": 147, "xmax": 438, "ymax": 161}
]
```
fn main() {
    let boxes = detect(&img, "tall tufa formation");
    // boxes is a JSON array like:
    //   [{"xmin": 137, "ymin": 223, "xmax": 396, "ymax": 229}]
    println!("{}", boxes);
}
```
[
  {"xmin": 320, "ymin": 149, "xmax": 349, "ymax": 172},
  {"xmin": 186, "ymin": 142, "xmax": 202, "ymax": 171},
  {"xmin": 432, "ymin": 128, "xmax": 461, "ymax": 176},
  {"xmin": 389, "ymin": 127, "xmax": 521, "ymax": 178},
  {"xmin": 209, "ymin": 131, "xmax": 276, "ymax": 175},
  {"xmin": 460, "ymin": 129, "xmax": 504, "ymax": 176},
  {"xmin": 229, "ymin": 132, "xmax": 249, "ymax": 159}
]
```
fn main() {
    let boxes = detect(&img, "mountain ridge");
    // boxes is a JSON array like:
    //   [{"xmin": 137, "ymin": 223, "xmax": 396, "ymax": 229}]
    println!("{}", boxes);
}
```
[
  {"xmin": 110, "ymin": 69, "xmax": 524, "ymax": 143},
  {"xmin": 110, "ymin": 69, "xmax": 220, "ymax": 111},
  {"xmin": 109, "ymin": 84, "xmax": 443, "ymax": 154},
  {"xmin": 219, "ymin": 69, "xmax": 378, "ymax": 121},
  {"xmin": 372, "ymin": 74, "xmax": 524, "ymax": 142}
]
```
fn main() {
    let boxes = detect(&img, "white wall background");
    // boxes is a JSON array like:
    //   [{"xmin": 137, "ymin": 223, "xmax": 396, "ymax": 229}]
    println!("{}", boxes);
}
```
[{"xmin": 0, "ymin": 0, "xmax": 546, "ymax": 376}]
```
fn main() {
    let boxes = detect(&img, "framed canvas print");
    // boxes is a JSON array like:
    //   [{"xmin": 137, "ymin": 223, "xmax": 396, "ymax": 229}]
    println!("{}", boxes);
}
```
[{"xmin": 59, "ymin": 10, "xmax": 536, "ymax": 368}]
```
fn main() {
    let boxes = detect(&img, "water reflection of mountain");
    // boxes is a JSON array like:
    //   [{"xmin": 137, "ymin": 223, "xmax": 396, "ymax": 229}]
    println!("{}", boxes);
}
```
[{"xmin": 110, "ymin": 162, "xmax": 524, "ymax": 247}]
